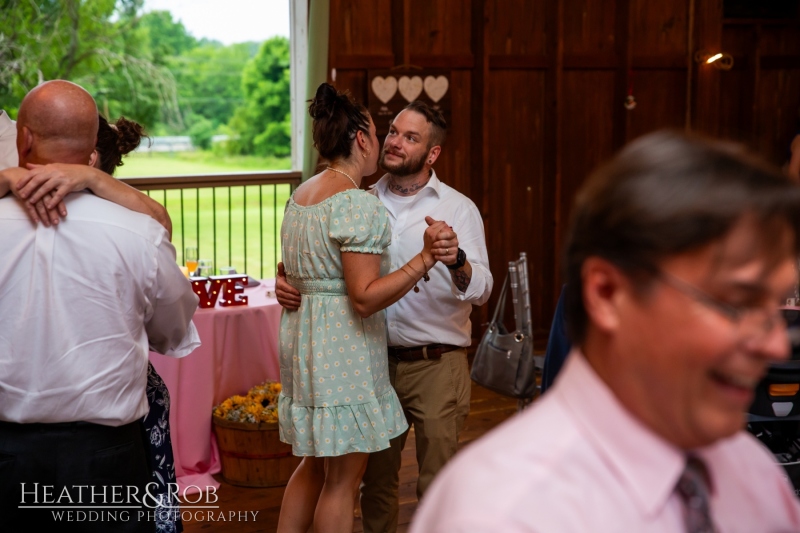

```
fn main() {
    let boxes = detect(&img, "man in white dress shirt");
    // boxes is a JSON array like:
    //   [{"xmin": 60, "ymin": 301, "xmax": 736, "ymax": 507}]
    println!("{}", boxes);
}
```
[
  {"xmin": 0, "ymin": 80, "xmax": 198, "ymax": 532},
  {"xmin": 411, "ymin": 131, "xmax": 800, "ymax": 532},
  {"xmin": 278, "ymin": 101, "xmax": 493, "ymax": 532}
]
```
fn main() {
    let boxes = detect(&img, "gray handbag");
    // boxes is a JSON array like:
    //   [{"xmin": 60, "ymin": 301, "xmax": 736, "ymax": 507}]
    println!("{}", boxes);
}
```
[{"xmin": 470, "ymin": 253, "xmax": 537, "ymax": 399}]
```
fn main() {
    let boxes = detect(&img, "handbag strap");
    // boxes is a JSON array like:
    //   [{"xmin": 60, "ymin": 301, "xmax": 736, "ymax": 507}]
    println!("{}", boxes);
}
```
[{"xmin": 490, "ymin": 274, "xmax": 510, "ymax": 326}]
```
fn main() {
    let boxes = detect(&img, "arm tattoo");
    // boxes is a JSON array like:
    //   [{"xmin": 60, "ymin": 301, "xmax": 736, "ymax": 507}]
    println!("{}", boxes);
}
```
[{"xmin": 451, "ymin": 267, "xmax": 471, "ymax": 293}]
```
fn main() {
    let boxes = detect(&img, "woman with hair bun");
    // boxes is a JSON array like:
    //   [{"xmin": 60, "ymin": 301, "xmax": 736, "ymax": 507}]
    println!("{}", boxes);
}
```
[{"xmin": 276, "ymin": 83, "xmax": 448, "ymax": 533}]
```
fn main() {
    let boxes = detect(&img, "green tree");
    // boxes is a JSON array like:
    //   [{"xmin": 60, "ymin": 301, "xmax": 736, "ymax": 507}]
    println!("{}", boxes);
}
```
[
  {"xmin": 140, "ymin": 10, "xmax": 196, "ymax": 65},
  {"xmin": 0, "ymin": 0, "xmax": 180, "ymax": 130},
  {"xmin": 188, "ymin": 115, "xmax": 214, "ymax": 150},
  {"xmin": 227, "ymin": 37, "xmax": 291, "ymax": 157},
  {"xmin": 169, "ymin": 42, "xmax": 258, "ymax": 131}
]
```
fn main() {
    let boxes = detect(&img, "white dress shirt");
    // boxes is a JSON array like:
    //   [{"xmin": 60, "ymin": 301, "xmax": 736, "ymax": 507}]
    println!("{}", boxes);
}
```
[
  {"xmin": 0, "ymin": 192, "xmax": 200, "ymax": 426},
  {"xmin": 411, "ymin": 351, "xmax": 800, "ymax": 532},
  {"xmin": 371, "ymin": 171, "xmax": 492, "ymax": 347},
  {"xmin": 0, "ymin": 110, "xmax": 18, "ymax": 169}
]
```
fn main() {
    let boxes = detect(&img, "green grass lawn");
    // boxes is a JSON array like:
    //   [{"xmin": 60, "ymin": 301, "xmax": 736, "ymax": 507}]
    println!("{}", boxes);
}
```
[
  {"xmin": 116, "ymin": 151, "xmax": 291, "ymax": 177},
  {"xmin": 119, "ymin": 152, "xmax": 294, "ymax": 279}
]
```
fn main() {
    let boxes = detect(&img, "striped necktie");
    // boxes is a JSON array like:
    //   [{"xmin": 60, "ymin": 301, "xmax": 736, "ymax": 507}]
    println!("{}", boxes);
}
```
[{"xmin": 676, "ymin": 456, "xmax": 716, "ymax": 533}]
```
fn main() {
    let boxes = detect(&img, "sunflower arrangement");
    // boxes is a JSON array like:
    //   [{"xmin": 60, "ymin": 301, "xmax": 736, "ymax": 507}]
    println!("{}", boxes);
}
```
[{"xmin": 212, "ymin": 380, "xmax": 282, "ymax": 425}]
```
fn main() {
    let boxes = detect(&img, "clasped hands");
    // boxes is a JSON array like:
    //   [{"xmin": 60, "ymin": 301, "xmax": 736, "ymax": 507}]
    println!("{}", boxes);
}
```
[
  {"xmin": 424, "ymin": 216, "xmax": 459, "ymax": 266},
  {"xmin": 1, "ymin": 163, "xmax": 91, "ymax": 226}
]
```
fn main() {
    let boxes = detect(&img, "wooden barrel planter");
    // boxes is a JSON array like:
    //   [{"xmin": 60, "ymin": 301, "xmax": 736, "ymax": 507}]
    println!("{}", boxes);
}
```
[{"xmin": 212, "ymin": 416, "xmax": 301, "ymax": 487}]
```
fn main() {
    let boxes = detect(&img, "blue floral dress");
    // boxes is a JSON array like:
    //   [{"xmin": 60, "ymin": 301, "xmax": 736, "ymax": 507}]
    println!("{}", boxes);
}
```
[
  {"xmin": 143, "ymin": 363, "xmax": 182, "ymax": 532},
  {"xmin": 278, "ymin": 189, "xmax": 408, "ymax": 456}
]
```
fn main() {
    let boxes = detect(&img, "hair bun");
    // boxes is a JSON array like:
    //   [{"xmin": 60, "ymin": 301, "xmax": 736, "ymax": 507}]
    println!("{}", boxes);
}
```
[
  {"xmin": 309, "ymin": 83, "xmax": 345, "ymax": 120},
  {"xmin": 114, "ymin": 116, "xmax": 147, "ymax": 155},
  {"xmin": 308, "ymin": 83, "xmax": 371, "ymax": 161}
]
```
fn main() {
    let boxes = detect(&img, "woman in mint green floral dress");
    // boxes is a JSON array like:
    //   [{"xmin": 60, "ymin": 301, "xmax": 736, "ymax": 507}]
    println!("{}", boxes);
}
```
[{"xmin": 276, "ymin": 84, "xmax": 448, "ymax": 533}]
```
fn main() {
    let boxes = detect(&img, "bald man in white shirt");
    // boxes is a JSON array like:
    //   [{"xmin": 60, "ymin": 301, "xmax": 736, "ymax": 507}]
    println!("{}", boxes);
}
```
[{"xmin": 0, "ymin": 81, "xmax": 198, "ymax": 532}]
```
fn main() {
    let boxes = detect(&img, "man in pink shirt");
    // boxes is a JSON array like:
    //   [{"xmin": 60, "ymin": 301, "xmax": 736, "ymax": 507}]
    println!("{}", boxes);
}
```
[{"xmin": 411, "ymin": 131, "xmax": 800, "ymax": 532}]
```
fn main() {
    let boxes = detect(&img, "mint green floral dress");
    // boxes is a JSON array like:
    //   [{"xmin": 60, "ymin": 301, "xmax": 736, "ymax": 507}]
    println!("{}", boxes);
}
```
[{"xmin": 278, "ymin": 189, "xmax": 408, "ymax": 456}]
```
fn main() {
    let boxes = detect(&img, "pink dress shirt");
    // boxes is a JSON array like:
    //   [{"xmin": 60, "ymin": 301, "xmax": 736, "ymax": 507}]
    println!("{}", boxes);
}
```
[{"xmin": 411, "ymin": 350, "xmax": 800, "ymax": 532}]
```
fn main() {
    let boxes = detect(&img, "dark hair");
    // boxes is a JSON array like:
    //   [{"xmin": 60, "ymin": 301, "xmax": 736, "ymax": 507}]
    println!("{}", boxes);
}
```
[
  {"xmin": 564, "ymin": 130, "xmax": 800, "ymax": 344},
  {"xmin": 95, "ymin": 115, "xmax": 147, "ymax": 176},
  {"xmin": 402, "ymin": 100, "xmax": 447, "ymax": 149},
  {"xmin": 308, "ymin": 83, "xmax": 370, "ymax": 161}
]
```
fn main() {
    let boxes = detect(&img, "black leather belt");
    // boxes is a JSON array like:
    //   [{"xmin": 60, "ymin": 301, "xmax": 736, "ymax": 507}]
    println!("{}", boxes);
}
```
[{"xmin": 388, "ymin": 344, "xmax": 460, "ymax": 362}]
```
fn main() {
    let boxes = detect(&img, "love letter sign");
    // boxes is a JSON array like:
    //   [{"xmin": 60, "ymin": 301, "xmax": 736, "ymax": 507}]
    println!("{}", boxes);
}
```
[{"xmin": 191, "ymin": 275, "xmax": 249, "ymax": 308}]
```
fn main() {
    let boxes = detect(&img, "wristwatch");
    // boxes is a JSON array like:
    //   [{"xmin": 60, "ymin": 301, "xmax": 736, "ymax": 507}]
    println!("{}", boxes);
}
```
[{"xmin": 447, "ymin": 248, "xmax": 467, "ymax": 270}]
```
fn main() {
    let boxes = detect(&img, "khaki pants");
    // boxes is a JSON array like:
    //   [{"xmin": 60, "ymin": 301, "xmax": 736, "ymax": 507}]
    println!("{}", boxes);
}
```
[{"xmin": 360, "ymin": 348, "xmax": 471, "ymax": 533}]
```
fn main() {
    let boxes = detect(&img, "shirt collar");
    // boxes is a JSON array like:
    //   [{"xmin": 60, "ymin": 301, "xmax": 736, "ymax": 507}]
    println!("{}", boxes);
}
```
[
  {"xmin": 0, "ymin": 110, "xmax": 15, "ymax": 134},
  {"xmin": 554, "ymin": 350, "xmax": 687, "ymax": 518},
  {"xmin": 371, "ymin": 169, "xmax": 442, "ymax": 199}
]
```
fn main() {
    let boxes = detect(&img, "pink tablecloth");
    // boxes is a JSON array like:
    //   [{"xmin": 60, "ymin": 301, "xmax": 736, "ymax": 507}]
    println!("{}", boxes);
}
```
[{"xmin": 149, "ymin": 279, "xmax": 282, "ymax": 493}]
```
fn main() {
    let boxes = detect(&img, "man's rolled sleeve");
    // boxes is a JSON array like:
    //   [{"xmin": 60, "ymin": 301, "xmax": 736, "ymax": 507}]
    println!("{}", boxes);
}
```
[
  {"xmin": 450, "ymin": 204, "xmax": 493, "ymax": 305},
  {"xmin": 146, "ymin": 236, "xmax": 200, "ymax": 355}
]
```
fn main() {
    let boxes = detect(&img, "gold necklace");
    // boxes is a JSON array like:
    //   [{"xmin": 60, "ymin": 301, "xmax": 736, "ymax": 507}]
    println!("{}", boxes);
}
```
[{"xmin": 327, "ymin": 167, "xmax": 359, "ymax": 189}]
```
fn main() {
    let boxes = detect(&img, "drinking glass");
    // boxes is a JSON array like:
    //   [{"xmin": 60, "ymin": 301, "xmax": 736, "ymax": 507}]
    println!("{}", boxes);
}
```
[
  {"xmin": 185, "ymin": 247, "xmax": 198, "ymax": 275},
  {"xmin": 197, "ymin": 259, "xmax": 215, "ymax": 277}
]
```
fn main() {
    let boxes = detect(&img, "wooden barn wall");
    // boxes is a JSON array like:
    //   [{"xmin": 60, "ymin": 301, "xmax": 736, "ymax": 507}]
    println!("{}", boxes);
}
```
[{"xmin": 327, "ymin": 0, "xmax": 800, "ymax": 344}]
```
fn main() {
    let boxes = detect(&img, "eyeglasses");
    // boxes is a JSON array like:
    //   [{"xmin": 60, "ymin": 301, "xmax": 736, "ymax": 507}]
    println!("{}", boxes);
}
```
[{"xmin": 657, "ymin": 271, "xmax": 786, "ymax": 339}]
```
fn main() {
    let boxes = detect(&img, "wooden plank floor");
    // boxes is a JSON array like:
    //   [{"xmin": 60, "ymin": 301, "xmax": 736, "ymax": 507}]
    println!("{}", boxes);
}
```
[{"xmin": 182, "ymin": 383, "xmax": 523, "ymax": 532}]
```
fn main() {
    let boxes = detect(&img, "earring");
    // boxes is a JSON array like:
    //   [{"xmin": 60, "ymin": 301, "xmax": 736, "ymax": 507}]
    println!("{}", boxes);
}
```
[{"xmin": 363, "ymin": 150, "xmax": 370, "ymax": 159}]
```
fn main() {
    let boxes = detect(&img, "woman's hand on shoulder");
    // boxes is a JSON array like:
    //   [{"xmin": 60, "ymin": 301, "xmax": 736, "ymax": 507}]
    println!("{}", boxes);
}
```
[
  {"xmin": 1, "ymin": 166, "xmax": 67, "ymax": 227},
  {"xmin": 16, "ymin": 163, "xmax": 92, "ymax": 206}
]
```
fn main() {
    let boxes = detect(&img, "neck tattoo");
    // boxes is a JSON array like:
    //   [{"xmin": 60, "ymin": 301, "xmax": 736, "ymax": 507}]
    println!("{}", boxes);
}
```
[{"xmin": 388, "ymin": 172, "xmax": 431, "ymax": 196}]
